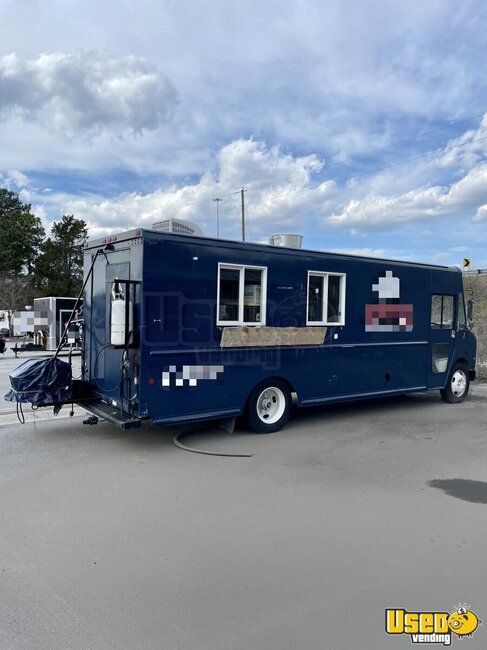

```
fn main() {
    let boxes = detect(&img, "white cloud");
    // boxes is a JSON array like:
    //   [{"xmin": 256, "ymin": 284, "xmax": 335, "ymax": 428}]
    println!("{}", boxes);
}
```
[
  {"xmin": 0, "ymin": 52, "xmax": 178, "ymax": 134},
  {"xmin": 7, "ymin": 169, "xmax": 29, "ymax": 188},
  {"xmin": 0, "ymin": 169, "xmax": 31, "ymax": 190},
  {"xmin": 330, "ymin": 247, "xmax": 387, "ymax": 258},
  {"xmin": 326, "ymin": 163, "xmax": 487, "ymax": 232},
  {"xmin": 430, "ymin": 252, "xmax": 451, "ymax": 264},
  {"xmin": 473, "ymin": 204, "xmax": 487, "ymax": 222},
  {"xmin": 217, "ymin": 139, "xmax": 324, "ymax": 189},
  {"xmin": 29, "ymin": 139, "xmax": 337, "ymax": 239},
  {"xmin": 436, "ymin": 113, "xmax": 487, "ymax": 170},
  {"xmin": 0, "ymin": 2, "xmax": 485, "ymax": 265},
  {"xmin": 0, "ymin": 2, "xmax": 482, "ymax": 166}
]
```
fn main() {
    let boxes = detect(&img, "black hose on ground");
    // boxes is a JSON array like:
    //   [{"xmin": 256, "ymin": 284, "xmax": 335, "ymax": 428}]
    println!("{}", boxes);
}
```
[{"xmin": 172, "ymin": 427, "xmax": 253, "ymax": 457}]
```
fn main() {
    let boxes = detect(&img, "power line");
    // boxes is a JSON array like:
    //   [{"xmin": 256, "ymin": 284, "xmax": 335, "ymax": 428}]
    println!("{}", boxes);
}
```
[
  {"xmin": 99, "ymin": 110, "xmax": 487, "ymax": 221},
  {"xmin": 241, "ymin": 110, "xmax": 487, "ymax": 192},
  {"xmin": 141, "ymin": 127, "xmax": 487, "ymax": 216},
  {"xmin": 256, "ymin": 132, "xmax": 487, "ymax": 204},
  {"xmin": 345, "ymin": 132, "xmax": 487, "ymax": 180},
  {"xmin": 344, "ymin": 110, "xmax": 486, "ymax": 162}
]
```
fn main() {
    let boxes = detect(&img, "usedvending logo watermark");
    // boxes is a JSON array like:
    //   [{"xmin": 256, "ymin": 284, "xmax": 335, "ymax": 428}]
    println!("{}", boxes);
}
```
[{"xmin": 385, "ymin": 605, "xmax": 481, "ymax": 645}]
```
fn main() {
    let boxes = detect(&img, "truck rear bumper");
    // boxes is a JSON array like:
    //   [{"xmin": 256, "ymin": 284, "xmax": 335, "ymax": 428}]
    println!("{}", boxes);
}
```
[
  {"xmin": 77, "ymin": 399, "xmax": 143, "ymax": 429},
  {"xmin": 72, "ymin": 380, "xmax": 143, "ymax": 429}
]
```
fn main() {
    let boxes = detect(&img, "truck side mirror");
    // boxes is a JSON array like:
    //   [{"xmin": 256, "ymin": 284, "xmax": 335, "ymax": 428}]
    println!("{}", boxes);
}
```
[{"xmin": 467, "ymin": 298, "xmax": 474, "ymax": 325}]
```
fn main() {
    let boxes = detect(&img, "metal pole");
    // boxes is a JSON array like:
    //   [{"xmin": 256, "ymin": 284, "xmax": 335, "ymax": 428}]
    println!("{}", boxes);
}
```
[
  {"xmin": 52, "ymin": 245, "xmax": 106, "ymax": 361},
  {"xmin": 240, "ymin": 187, "xmax": 246, "ymax": 242},
  {"xmin": 212, "ymin": 197, "xmax": 222, "ymax": 238}
]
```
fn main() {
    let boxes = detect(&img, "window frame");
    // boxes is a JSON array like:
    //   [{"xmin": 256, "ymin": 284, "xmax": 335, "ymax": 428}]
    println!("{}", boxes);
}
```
[
  {"xmin": 457, "ymin": 292, "xmax": 467, "ymax": 329},
  {"xmin": 430, "ymin": 293, "xmax": 455, "ymax": 330},
  {"xmin": 306, "ymin": 271, "xmax": 346, "ymax": 326},
  {"xmin": 217, "ymin": 263, "xmax": 268, "ymax": 327}
]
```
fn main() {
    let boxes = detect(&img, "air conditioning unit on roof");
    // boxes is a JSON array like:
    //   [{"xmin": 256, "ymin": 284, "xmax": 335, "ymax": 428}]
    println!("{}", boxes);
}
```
[
  {"xmin": 152, "ymin": 218, "xmax": 204, "ymax": 236},
  {"xmin": 269, "ymin": 234, "xmax": 303, "ymax": 248}
]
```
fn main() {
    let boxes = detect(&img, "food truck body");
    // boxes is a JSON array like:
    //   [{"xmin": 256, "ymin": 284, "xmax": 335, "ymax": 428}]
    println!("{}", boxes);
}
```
[{"xmin": 77, "ymin": 228, "xmax": 476, "ymax": 431}]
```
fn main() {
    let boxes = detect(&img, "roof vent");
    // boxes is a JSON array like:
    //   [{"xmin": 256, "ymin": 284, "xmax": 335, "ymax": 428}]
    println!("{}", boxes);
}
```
[
  {"xmin": 269, "ymin": 234, "xmax": 303, "ymax": 249},
  {"xmin": 153, "ymin": 218, "xmax": 204, "ymax": 236}
]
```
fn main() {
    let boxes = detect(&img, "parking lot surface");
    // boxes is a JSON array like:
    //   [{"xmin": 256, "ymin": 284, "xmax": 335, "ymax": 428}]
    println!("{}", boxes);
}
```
[{"xmin": 1, "ymin": 353, "xmax": 486, "ymax": 649}]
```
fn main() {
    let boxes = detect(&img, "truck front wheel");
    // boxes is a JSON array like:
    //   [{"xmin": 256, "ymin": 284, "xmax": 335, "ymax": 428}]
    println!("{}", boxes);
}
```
[
  {"xmin": 440, "ymin": 362, "xmax": 470, "ymax": 403},
  {"xmin": 246, "ymin": 379, "xmax": 292, "ymax": 433}
]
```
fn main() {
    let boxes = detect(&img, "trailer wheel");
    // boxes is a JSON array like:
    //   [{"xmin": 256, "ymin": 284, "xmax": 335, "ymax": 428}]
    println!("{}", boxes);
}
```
[
  {"xmin": 440, "ymin": 362, "xmax": 470, "ymax": 403},
  {"xmin": 246, "ymin": 379, "xmax": 292, "ymax": 433}
]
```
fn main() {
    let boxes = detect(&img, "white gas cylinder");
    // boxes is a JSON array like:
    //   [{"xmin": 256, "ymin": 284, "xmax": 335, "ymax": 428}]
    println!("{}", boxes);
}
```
[{"xmin": 110, "ymin": 281, "xmax": 133, "ymax": 346}]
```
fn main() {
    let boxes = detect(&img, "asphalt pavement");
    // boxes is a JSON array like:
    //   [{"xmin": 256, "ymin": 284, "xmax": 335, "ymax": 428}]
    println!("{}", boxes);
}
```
[{"xmin": 0, "ymin": 351, "xmax": 486, "ymax": 649}]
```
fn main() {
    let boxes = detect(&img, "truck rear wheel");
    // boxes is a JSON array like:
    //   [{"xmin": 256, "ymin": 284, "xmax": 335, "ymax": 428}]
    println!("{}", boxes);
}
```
[
  {"xmin": 246, "ymin": 379, "xmax": 292, "ymax": 433},
  {"xmin": 440, "ymin": 362, "xmax": 470, "ymax": 403}
]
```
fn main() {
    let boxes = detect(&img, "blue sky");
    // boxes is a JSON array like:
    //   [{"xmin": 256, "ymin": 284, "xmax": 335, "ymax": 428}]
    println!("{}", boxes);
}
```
[{"xmin": 0, "ymin": 0, "xmax": 487, "ymax": 267}]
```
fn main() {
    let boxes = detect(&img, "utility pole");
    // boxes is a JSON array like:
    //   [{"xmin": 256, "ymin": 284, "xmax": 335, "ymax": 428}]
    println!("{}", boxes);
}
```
[
  {"xmin": 240, "ymin": 187, "xmax": 247, "ymax": 242},
  {"xmin": 212, "ymin": 197, "xmax": 222, "ymax": 238}
]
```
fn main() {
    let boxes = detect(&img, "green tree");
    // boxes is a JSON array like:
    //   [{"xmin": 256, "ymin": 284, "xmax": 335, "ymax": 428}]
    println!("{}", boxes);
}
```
[
  {"xmin": 0, "ymin": 188, "xmax": 45, "ymax": 275},
  {"xmin": 35, "ymin": 215, "xmax": 88, "ymax": 296},
  {"xmin": 0, "ymin": 274, "xmax": 37, "ymax": 334}
]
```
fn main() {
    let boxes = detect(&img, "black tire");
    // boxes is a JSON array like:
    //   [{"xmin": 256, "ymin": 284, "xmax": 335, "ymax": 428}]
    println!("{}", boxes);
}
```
[
  {"xmin": 245, "ymin": 378, "xmax": 292, "ymax": 433},
  {"xmin": 440, "ymin": 362, "xmax": 470, "ymax": 403}
]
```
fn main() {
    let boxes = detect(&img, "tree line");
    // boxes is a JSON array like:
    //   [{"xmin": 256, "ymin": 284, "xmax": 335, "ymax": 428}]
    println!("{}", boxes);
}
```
[{"xmin": 0, "ymin": 188, "xmax": 88, "ymax": 327}]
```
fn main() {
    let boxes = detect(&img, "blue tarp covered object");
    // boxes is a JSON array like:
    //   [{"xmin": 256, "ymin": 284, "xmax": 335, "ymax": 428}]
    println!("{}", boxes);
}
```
[{"xmin": 4, "ymin": 358, "xmax": 72, "ymax": 415}]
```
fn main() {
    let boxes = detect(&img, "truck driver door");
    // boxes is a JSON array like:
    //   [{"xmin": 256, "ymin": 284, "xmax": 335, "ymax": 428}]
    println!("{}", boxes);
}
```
[{"xmin": 428, "ymin": 293, "xmax": 455, "ymax": 388}]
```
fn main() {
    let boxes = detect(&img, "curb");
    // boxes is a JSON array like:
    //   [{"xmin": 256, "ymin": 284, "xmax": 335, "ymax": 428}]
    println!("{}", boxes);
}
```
[{"xmin": 0, "ymin": 406, "xmax": 86, "ymax": 427}]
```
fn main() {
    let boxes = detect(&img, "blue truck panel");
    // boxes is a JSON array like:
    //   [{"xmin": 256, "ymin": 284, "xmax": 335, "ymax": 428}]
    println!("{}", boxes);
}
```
[{"xmin": 78, "ymin": 229, "xmax": 476, "ymax": 430}]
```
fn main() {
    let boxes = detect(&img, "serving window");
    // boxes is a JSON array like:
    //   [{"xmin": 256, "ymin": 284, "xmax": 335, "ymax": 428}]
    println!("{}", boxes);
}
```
[
  {"xmin": 217, "ymin": 264, "xmax": 267, "ymax": 326},
  {"xmin": 307, "ymin": 271, "xmax": 346, "ymax": 325}
]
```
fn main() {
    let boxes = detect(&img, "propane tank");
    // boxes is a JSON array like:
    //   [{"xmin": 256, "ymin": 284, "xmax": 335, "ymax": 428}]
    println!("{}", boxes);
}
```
[{"xmin": 110, "ymin": 280, "xmax": 133, "ymax": 346}]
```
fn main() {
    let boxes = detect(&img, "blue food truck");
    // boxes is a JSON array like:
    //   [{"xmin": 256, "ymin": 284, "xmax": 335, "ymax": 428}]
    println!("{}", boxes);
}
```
[{"xmin": 75, "ymin": 227, "xmax": 476, "ymax": 432}]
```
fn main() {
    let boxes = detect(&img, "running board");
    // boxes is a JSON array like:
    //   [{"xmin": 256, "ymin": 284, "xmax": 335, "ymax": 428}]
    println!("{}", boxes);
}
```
[{"xmin": 78, "ymin": 399, "xmax": 143, "ymax": 430}]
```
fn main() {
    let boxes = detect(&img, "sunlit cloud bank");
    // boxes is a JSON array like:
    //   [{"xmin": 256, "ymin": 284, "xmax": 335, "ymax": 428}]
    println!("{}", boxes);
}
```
[{"xmin": 0, "ymin": 52, "xmax": 178, "ymax": 134}]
